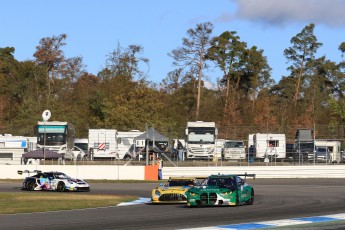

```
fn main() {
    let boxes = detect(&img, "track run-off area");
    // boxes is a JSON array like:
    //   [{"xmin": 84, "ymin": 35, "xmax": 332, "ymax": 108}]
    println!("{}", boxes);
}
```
[{"xmin": 1, "ymin": 178, "xmax": 345, "ymax": 230}]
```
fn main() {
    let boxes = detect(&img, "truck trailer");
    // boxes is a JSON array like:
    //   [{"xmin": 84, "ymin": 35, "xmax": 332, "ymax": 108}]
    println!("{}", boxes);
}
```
[{"xmin": 88, "ymin": 129, "xmax": 118, "ymax": 159}]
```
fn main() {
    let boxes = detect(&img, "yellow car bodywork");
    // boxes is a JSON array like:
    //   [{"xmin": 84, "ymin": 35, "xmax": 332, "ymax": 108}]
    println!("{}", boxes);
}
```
[{"xmin": 151, "ymin": 177, "xmax": 204, "ymax": 204}]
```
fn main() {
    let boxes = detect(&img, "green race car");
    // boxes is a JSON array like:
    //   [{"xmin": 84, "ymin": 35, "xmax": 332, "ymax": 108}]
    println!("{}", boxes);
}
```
[{"xmin": 186, "ymin": 173, "xmax": 255, "ymax": 207}]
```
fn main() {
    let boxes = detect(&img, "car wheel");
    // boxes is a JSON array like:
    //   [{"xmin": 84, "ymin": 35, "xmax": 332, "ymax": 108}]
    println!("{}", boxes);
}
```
[
  {"xmin": 26, "ymin": 180, "xmax": 35, "ymax": 191},
  {"xmin": 247, "ymin": 189, "xmax": 254, "ymax": 205},
  {"xmin": 57, "ymin": 181, "xmax": 66, "ymax": 192}
]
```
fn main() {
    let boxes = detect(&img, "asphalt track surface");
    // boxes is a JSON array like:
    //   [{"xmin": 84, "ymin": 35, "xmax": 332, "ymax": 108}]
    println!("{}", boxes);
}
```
[{"xmin": 1, "ymin": 178, "xmax": 345, "ymax": 230}]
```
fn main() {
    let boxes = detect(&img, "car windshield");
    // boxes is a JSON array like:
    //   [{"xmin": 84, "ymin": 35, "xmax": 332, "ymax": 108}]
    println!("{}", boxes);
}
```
[
  {"xmin": 168, "ymin": 180, "xmax": 194, "ymax": 186},
  {"xmin": 203, "ymin": 177, "xmax": 236, "ymax": 188},
  {"xmin": 55, "ymin": 173, "xmax": 70, "ymax": 179}
]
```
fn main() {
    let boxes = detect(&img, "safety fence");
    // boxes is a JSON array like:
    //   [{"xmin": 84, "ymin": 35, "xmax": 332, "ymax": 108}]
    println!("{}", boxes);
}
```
[{"xmin": 2, "ymin": 165, "xmax": 345, "ymax": 180}]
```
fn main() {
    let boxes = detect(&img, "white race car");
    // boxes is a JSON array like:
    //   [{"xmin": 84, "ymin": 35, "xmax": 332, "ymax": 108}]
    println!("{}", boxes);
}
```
[{"xmin": 18, "ymin": 170, "xmax": 90, "ymax": 192}]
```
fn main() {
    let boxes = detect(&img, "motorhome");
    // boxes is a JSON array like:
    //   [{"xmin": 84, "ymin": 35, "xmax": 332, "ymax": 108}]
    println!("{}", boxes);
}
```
[
  {"xmin": 222, "ymin": 140, "xmax": 246, "ymax": 160},
  {"xmin": 117, "ymin": 130, "xmax": 143, "ymax": 160},
  {"xmin": 185, "ymin": 121, "xmax": 218, "ymax": 159},
  {"xmin": 36, "ymin": 121, "xmax": 75, "ymax": 159},
  {"xmin": 249, "ymin": 133, "xmax": 286, "ymax": 159},
  {"xmin": 88, "ymin": 129, "xmax": 118, "ymax": 159},
  {"xmin": 0, "ymin": 134, "xmax": 28, "ymax": 165},
  {"xmin": 314, "ymin": 140, "xmax": 341, "ymax": 163}
]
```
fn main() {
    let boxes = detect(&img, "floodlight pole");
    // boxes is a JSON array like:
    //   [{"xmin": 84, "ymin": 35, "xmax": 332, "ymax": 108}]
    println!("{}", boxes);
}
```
[
  {"xmin": 43, "ymin": 121, "xmax": 46, "ymax": 164},
  {"xmin": 42, "ymin": 110, "xmax": 51, "ymax": 165},
  {"xmin": 146, "ymin": 123, "xmax": 148, "ymax": 166}
]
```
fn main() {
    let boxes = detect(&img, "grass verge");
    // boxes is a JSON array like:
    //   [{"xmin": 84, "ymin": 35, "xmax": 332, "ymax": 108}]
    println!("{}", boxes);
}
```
[{"xmin": 0, "ymin": 192, "xmax": 137, "ymax": 214}]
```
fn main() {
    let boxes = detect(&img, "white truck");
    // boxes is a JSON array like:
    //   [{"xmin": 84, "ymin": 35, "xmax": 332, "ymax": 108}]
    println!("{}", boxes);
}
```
[
  {"xmin": 222, "ymin": 140, "xmax": 246, "ymax": 160},
  {"xmin": 185, "ymin": 121, "xmax": 218, "ymax": 159},
  {"xmin": 117, "ymin": 130, "xmax": 143, "ymax": 160},
  {"xmin": 249, "ymin": 133, "xmax": 286, "ymax": 159},
  {"xmin": 88, "ymin": 129, "xmax": 118, "ymax": 159}
]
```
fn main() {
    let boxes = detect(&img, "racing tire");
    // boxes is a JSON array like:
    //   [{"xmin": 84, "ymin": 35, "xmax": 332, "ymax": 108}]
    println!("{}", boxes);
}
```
[
  {"xmin": 57, "ymin": 181, "xmax": 66, "ymax": 192},
  {"xmin": 247, "ymin": 189, "xmax": 255, "ymax": 205},
  {"xmin": 25, "ymin": 180, "xmax": 36, "ymax": 191}
]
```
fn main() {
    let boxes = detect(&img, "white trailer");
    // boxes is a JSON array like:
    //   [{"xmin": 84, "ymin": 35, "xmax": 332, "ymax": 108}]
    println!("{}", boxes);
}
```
[
  {"xmin": 88, "ymin": 129, "xmax": 118, "ymax": 159},
  {"xmin": 185, "ymin": 121, "xmax": 218, "ymax": 159},
  {"xmin": 223, "ymin": 140, "xmax": 246, "ymax": 160},
  {"xmin": 0, "ymin": 134, "xmax": 28, "ymax": 165},
  {"xmin": 314, "ymin": 140, "xmax": 341, "ymax": 163},
  {"xmin": 250, "ymin": 133, "xmax": 286, "ymax": 159},
  {"xmin": 117, "ymin": 130, "xmax": 143, "ymax": 160}
]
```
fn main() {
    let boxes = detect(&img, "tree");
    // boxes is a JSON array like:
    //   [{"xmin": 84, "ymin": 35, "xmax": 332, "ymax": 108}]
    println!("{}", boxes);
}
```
[
  {"xmin": 33, "ymin": 34, "xmax": 67, "ymax": 107},
  {"xmin": 106, "ymin": 43, "xmax": 149, "ymax": 81},
  {"xmin": 241, "ymin": 46, "xmax": 273, "ymax": 109},
  {"xmin": 33, "ymin": 34, "xmax": 67, "ymax": 81},
  {"xmin": 169, "ymin": 22, "xmax": 214, "ymax": 120},
  {"xmin": 160, "ymin": 68, "xmax": 190, "ymax": 94},
  {"xmin": 284, "ymin": 23, "xmax": 322, "ymax": 105},
  {"xmin": 207, "ymin": 31, "xmax": 246, "ymax": 99}
]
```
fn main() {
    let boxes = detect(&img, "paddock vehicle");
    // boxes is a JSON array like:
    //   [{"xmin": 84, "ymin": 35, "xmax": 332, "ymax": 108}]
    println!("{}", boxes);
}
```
[
  {"xmin": 151, "ymin": 177, "xmax": 205, "ymax": 203},
  {"xmin": 186, "ymin": 173, "xmax": 255, "ymax": 207},
  {"xmin": 18, "ymin": 170, "xmax": 90, "ymax": 192}
]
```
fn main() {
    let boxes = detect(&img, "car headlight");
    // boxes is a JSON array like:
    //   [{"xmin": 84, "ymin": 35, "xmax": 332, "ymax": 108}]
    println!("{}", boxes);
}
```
[
  {"xmin": 155, "ymin": 190, "xmax": 160, "ymax": 196},
  {"xmin": 189, "ymin": 192, "xmax": 198, "ymax": 196}
]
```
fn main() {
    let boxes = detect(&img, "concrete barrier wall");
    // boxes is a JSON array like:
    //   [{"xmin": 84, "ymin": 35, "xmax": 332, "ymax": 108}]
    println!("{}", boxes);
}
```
[
  {"xmin": 163, "ymin": 165, "xmax": 345, "ymax": 179},
  {"xmin": 2, "ymin": 165, "xmax": 345, "ymax": 180},
  {"xmin": 5, "ymin": 165, "xmax": 145, "ymax": 180}
]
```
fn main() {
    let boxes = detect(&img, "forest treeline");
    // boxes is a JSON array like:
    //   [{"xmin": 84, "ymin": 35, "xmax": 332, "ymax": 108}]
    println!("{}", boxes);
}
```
[{"xmin": 1, "ymin": 22, "xmax": 345, "ymax": 141}]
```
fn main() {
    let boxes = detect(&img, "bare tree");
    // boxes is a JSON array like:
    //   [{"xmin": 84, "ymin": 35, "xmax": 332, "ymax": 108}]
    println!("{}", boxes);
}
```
[{"xmin": 168, "ymin": 22, "xmax": 213, "ymax": 120}]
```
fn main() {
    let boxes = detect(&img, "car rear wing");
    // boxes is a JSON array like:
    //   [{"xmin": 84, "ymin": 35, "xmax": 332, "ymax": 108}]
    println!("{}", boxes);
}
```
[
  {"xmin": 17, "ymin": 170, "xmax": 42, "ymax": 175},
  {"xmin": 168, "ymin": 176, "xmax": 207, "ymax": 180},
  {"xmin": 237, "ymin": 173, "xmax": 256, "ymax": 179}
]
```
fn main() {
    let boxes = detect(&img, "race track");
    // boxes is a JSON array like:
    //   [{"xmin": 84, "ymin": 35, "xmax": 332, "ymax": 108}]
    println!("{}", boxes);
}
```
[{"xmin": 1, "ymin": 178, "xmax": 345, "ymax": 229}]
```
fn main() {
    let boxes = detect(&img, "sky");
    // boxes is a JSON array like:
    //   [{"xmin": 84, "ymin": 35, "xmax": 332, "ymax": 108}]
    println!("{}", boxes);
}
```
[{"xmin": 1, "ymin": 0, "xmax": 345, "ymax": 85}]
